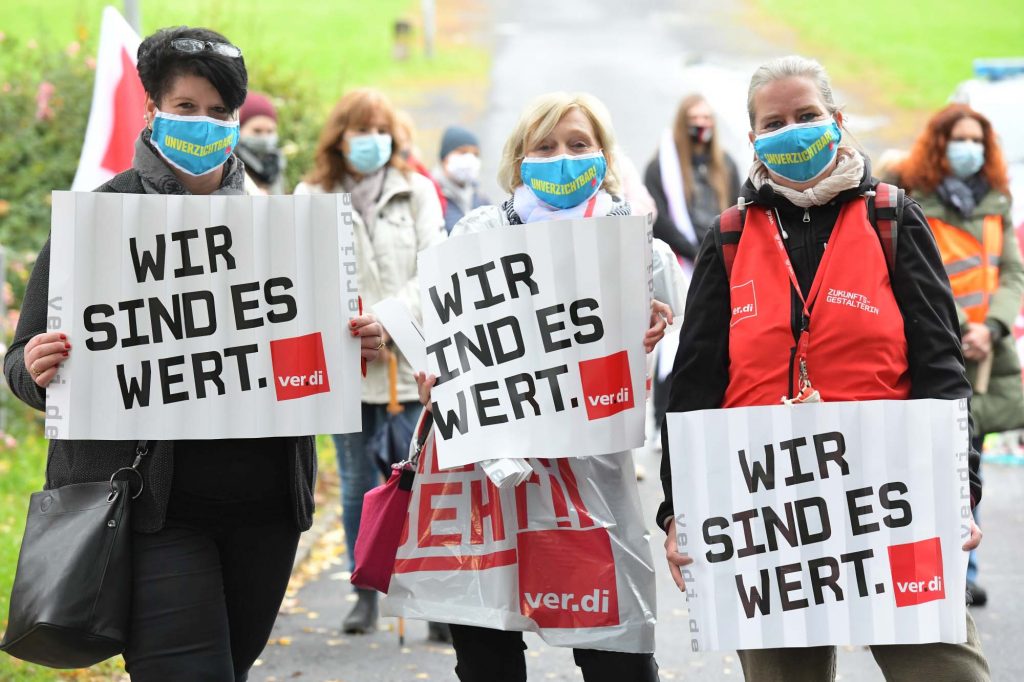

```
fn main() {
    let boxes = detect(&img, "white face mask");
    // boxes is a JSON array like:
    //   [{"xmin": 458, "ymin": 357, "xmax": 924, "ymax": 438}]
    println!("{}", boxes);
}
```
[{"xmin": 446, "ymin": 152, "xmax": 481, "ymax": 186}]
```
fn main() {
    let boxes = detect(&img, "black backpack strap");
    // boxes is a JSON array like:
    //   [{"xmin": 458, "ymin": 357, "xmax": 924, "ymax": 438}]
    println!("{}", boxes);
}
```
[
  {"xmin": 867, "ymin": 182, "xmax": 904, "ymax": 276},
  {"xmin": 717, "ymin": 204, "xmax": 747, "ymax": 282}
]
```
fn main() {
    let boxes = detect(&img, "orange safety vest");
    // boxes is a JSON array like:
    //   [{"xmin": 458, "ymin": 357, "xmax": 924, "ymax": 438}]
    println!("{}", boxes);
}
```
[
  {"xmin": 723, "ymin": 199, "xmax": 911, "ymax": 407},
  {"xmin": 927, "ymin": 215, "xmax": 1003, "ymax": 324}
]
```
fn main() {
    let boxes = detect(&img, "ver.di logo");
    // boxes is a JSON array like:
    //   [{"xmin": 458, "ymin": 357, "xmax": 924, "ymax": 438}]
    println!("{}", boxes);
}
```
[
  {"xmin": 730, "ymin": 280, "xmax": 758, "ymax": 327},
  {"xmin": 269, "ymin": 332, "xmax": 331, "ymax": 401},
  {"xmin": 578, "ymin": 350, "xmax": 634, "ymax": 420}
]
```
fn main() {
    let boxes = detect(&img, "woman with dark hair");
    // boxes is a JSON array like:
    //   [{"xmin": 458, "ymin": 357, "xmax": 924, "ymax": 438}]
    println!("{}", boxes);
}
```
[
  {"xmin": 645, "ymin": 93, "xmax": 741, "ymax": 268},
  {"xmin": 894, "ymin": 103, "xmax": 1024, "ymax": 607},
  {"xmin": 295, "ymin": 88, "xmax": 446, "ymax": 635},
  {"xmin": 4, "ymin": 26, "xmax": 385, "ymax": 680}
]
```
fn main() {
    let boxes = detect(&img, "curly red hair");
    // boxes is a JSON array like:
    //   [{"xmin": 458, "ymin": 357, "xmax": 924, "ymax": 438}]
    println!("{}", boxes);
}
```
[{"xmin": 897, "ymin": 103, "xmax": 1009, "ymax": 196}]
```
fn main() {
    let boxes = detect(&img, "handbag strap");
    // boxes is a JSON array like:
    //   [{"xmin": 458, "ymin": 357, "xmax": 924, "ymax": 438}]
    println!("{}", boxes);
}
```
[
  {"xmin": 109, "ymin": 440, "xmax": 151, "ymax": 500},
  {"xmin": 402, "ymin": 411, "xmax": 435, "ymax": 471}
]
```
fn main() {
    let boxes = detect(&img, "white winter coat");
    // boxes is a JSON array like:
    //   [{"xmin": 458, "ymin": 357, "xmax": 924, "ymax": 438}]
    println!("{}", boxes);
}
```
[{"xmin": 295, "ymin": 169, "xmax": 446, "ymax": 403}]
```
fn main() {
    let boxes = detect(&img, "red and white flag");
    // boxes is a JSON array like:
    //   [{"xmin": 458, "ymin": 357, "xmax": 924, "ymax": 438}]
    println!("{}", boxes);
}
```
[{"xmin": 71, "ymin": 6, "xmax": 145, "ymax": 191}]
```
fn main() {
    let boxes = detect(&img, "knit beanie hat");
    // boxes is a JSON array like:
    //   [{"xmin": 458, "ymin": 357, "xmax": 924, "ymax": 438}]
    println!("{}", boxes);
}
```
[
  {"xmin": 440, "ymin": 125, "xmax": 479, "ymax": 160},
  {"xmin": 240, "ymin": 92, "xmax": 277, "ymax": 126}
]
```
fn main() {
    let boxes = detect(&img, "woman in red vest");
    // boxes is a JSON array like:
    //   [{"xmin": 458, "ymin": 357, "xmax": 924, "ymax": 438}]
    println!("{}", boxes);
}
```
[{"xmin": 657, "ymin": 56, "xmax": 989, "ymax": 681}]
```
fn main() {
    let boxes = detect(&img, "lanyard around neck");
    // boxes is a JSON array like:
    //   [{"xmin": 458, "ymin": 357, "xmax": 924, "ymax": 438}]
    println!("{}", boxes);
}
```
[{"xmin": 766, "ymin": 208, "xmax": 837, "ymax": 321}]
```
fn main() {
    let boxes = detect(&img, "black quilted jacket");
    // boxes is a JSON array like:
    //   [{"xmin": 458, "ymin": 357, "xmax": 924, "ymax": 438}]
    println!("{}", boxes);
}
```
[{"xmin": 3, "ymin": 169, "xmax": 317, "ymax": 533}]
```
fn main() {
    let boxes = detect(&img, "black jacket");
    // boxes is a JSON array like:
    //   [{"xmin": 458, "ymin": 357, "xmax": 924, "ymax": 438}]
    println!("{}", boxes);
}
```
[
  {"xmin": 3, "ymin": 169, "xmax": 317, "ymax": 533},
  {"xmin": 644, "ymin": 152, "xmax": 741, "ymax": 262},
  {"xmin": 656, "ymin": 160, "xmax": 982, "ymax": 531}
]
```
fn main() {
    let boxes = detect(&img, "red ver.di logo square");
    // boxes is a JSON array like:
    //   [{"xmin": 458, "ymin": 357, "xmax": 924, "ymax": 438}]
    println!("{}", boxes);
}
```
[
  {"xmin": 887, "ymin": 537, "xmax": 945, "ymax": 607},
  {"xmin": 270, "ymin": 332, "xmax": 331, "ymax": 401},
  {"xmin": 578, "ymin": 350, "xmax": 634, "ymax": 420},
  {"xmin": 518, "ymin": 527, "xmax": 620, "ymax": 628},
  {"xmin": 730, "ymin": 279, "xmax": 758, "ymax": 327}
]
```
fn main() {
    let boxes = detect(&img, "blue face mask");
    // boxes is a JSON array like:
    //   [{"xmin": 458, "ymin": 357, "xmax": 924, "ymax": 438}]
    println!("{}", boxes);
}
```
[
  {"xmin": 150, "ymin": 110, "xmax": 240, "ymax": 176},
  {"xmin": 346, "ymin": 133, "xmax": 392, "ymax": 174},
  {"xmin": 947, "ymin": 140, "xmax": 985, "ymax": 179},
  {"xmin": 520, "ymin": 152, "xmax": 607, "ymax": 209},
  {"xmin": 753, "ymin": 119, "xmax": 842, "ymax": 183}
]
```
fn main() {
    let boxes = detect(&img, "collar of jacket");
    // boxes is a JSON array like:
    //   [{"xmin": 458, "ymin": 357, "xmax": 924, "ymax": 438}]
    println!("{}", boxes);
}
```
[{"xmin": 333, "ymin": 167, "xmax": 415, "ymax": 217}]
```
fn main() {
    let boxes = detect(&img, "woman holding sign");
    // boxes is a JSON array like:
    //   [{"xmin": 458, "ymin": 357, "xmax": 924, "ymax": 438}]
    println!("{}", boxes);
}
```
[
  {"xmin": 295, "ymin": 88, "xmax": 446, "ymax": 635},
  {"xmin": 658, "ymin": 56, "xmax": 990, "ymax": 681},
  {"xmin": 412, "ymin": 92, "xmax": 679, "ymax": 682},
  {"xmin": 4, "ymin": 27, "xmax": 385, "ymax": 680}
]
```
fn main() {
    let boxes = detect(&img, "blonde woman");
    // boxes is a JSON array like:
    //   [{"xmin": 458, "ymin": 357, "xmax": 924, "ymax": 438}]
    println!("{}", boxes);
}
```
[
  {"xmin": 413, "ymin": 92, "xmax": 681, "ymax": 682},
  {"xmin": 659, "ymin": 55, "xmax": 989, "ymax": 682},
  {"xmin": 644, "ymin": 93, "xmax": 741, "ymax": 267},
  {"xmin": 295, "ymin": 88, "xmax": 446, "ymax": 634}
]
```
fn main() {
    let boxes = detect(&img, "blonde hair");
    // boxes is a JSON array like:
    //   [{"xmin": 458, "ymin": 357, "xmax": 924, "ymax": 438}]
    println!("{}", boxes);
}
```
[
  {"xmin": 497, "ymin": 92, "xmax": 622, "ymax": 195},
  {"xmin": 747, "ymin": 55, "xmax": 840, "ymax": 129},
  {"xmin": 672, "ymin": 94, "xmax": 731, "ymax": 213}
]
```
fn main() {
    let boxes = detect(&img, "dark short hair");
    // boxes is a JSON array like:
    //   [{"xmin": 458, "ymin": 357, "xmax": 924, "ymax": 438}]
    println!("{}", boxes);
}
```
[{"xmin": 137, "ymin": 26, "xmax": 247, "ymax": 112}]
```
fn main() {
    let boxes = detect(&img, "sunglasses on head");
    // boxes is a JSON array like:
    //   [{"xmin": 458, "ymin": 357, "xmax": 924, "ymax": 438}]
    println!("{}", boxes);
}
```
[{"xmin": 170, "ymin": 38, "xmax": 243, "ymax": 59}]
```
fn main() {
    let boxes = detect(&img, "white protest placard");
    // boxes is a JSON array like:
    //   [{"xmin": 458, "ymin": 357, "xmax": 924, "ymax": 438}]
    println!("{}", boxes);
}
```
[
  {"xmin": 45, "ymin": 191, "xmax": 362, "ymax": 440},
  {"xmin": 418, "ymin": 215, "xmax": 652, "ymax": 468},
  {"xmin": 372, "ymin": 297, "xmax": 427, "ymax": 373},
  {"xmin": 666, "ymin": 399, "xmax": 971, "ymax": 651}
]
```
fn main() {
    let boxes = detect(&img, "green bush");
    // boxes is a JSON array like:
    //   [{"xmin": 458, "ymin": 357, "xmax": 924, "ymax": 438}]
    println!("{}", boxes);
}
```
[
  {"xmin": 246, "ymin": 64, "xmax": 329, "ymax": 193},
  {"xmin": 0, "ymin": 37, "xmax": 93, "ymax": 255},
  {"xmin": 0, "ymin": 38, "xmax": 329, "ymax": 260}
]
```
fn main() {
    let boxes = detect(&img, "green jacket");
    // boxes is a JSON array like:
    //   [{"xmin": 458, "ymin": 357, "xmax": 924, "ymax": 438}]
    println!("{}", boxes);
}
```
[{"xmin": 917, "ymin": 189, "xmax": 1024, "ymax": 434}]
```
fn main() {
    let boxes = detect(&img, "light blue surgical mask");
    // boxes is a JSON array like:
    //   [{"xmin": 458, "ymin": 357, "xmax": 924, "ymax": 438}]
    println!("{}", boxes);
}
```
[
  {"xmin": 753, "ymin": 119, "xmax": 842, "ymax": 183},
  {"xmin": 947, "ymin": 140, "xmax": 985, "ymax": 179},
  {"xmin": 150, "ymin": 110, "xmax": 240, "ymax": 176},
  {"xmin": 345, "ymin": 133, "xmax": 392, "ymax": 174},
  {"xmin": 519, "ymin": 152, "xmax": 607, "ymax": 209}
]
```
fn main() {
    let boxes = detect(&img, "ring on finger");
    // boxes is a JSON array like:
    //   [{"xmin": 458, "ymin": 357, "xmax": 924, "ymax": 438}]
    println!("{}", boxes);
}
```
[{"xmin": 375, "ymin": 337, "xmax": 386, "ymax": 351}]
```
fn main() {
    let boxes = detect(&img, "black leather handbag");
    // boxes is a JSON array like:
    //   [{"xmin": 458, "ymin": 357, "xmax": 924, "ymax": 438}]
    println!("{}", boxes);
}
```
[{"xmin": 0, "ymin": 441, "xmax": 149, "ymax": 669}]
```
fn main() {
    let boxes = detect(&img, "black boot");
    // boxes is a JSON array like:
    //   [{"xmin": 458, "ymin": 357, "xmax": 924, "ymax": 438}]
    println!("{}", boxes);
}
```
[
  {"xmin": 967, "ymin": 581, "xmax": 988, "ymax": 607},
  {"xmin": 342, "ymin": 588, "xmax": 379, "ymax": 634},
  {"xmin": 427, "ymin": 621, "xmax": 453, "ymax": 643}
]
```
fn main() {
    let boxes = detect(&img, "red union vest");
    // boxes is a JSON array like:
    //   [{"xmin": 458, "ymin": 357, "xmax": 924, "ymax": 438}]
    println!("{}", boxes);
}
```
[{"xmin": 722, "ymin": 199, "xmax": 911, "ymax": 407}]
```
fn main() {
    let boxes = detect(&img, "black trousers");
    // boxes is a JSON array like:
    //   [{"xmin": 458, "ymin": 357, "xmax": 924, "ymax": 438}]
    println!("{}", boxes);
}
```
[
  {"xmin": 449, "ymin": 624, "xmax": 659, "ymax": 682},
  {"xmin": 123, "ymin": 520, "xmax": 300, "ymax": 681}
]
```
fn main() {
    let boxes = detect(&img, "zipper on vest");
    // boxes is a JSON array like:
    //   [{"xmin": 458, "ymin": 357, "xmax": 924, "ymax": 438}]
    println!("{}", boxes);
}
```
[{"xmin": 803, "ymin": 208, "xmax": 811, "ymax": 223}]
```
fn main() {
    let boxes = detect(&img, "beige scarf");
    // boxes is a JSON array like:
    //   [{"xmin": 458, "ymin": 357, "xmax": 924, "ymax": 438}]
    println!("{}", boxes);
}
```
[{"xmin": 749, "ymin": 146, "xmax": 865, "ymax": 208}]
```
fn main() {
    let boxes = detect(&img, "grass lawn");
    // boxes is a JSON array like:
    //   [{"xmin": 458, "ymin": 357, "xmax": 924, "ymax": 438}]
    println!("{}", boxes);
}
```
[
  {"xmin": 754, "ymin": 0, "xmax": 1024, "ymax": 111},
  {"xmin": 0, "ymin": 410, "xmax": 60, "ymax": 681},
  {"xmin": 0, "ymin": 0, "xmax": 488, "ymax": 95}
]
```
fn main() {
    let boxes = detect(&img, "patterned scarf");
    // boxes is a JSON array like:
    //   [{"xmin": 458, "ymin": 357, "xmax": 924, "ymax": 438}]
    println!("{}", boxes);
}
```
[
  {"xmin": 134, "ymin": 129, "xmax": 247, "ymax": 195},
  {"xmin": 505, "ymin": 187, "xmax": 632, "ymax": 224}
]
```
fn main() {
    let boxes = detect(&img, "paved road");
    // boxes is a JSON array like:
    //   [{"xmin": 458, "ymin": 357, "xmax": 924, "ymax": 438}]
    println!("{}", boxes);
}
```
[{"xmin": 254, "ymin": 1, "xmax": 1023, "ymax": 680}]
